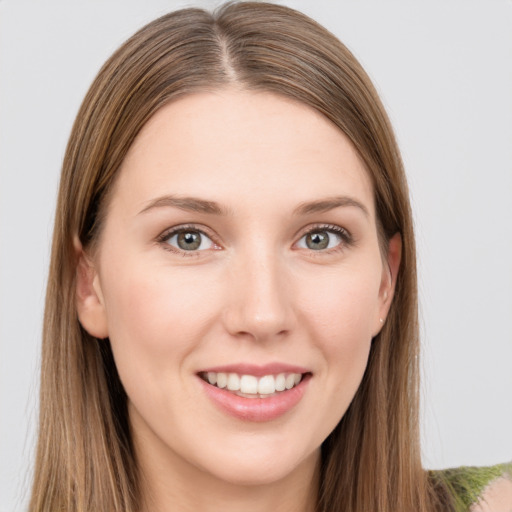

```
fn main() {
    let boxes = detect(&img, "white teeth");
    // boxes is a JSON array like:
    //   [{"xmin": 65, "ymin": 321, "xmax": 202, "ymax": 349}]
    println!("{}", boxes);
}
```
[
  {"xmin": 258, "ymin": 375, "xmax": 275, "ymax": 394},
  {"xmin": 275, "ymin": 373, "xmax": 286, "ymax": 392},
  {"xmin": 227, "ymin": 373, "xmax": 240, "ymax": 391},
  {"xmin": 285, "ymin": 374, "xmax": 295, "ymax": 390},
  {"xmin": 240, "ymin": 375, "xmax": 258, "ymax": 394},
  {"xmin": 204, "ymin": 372, "xmax": 304, "ymax": 396},
  {"xmin": 216, "ymin": 372, "xmax": 227, "ymax": 389}
]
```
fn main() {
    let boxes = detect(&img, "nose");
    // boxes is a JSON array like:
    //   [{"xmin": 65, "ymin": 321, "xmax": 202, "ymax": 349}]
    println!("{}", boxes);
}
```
[{"xmin": 222, "ymin": 248, "xmax": 296, "ymax": 343}]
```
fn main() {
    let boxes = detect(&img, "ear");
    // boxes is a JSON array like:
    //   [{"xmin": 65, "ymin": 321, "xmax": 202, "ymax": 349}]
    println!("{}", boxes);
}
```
[
  {"xmin": 373, "ymin": 232, "xmax": 402, "ymax": 336},
  {"xmin": 74, "ymin": 237, "xmax": 109, "ymax": 339}
]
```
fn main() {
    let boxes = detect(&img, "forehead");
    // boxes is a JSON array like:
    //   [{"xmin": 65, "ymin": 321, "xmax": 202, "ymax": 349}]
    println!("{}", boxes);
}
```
[{"xmin": 112, "ymin": 89, "xmax": 375, "ymax": 218}]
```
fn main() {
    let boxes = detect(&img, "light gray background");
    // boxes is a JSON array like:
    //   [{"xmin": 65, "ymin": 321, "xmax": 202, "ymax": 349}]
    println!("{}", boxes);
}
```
[{"xmin": 1, "ymin": 1, "xmax": 511, "ymax": 511}]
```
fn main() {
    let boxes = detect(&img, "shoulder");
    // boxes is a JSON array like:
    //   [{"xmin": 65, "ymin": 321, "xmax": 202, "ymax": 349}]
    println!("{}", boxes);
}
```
[
  {"xmin": 429, "ymin": 462, "xmax": 512, "ymax": 512},
  {"xmin": 470, "ymin": 474, "xmax": 512, "ymax": 512}
]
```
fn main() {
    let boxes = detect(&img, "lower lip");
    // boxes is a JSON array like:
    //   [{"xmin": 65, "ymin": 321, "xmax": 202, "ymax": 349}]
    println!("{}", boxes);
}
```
[{"xmin": 199, "ymin": 375, "xmax": 310, "ymax": 422}]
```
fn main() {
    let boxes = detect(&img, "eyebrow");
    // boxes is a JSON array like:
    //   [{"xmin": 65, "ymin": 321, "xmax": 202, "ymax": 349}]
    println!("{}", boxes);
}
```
[
  {"xmin": 293, "ymin": 196, "xmax": 369, "ymax": 217},
  {"xmin": 138, "ymin": 195, "xmax": 228, "ymax": 216},
  {"xmin": 138, "ymin": 194, "xmax": 369, "ymax": 218}
]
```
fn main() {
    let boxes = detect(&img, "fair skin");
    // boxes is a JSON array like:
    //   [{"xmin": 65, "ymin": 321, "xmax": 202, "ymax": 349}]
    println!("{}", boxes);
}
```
[
  {"xmin": 471, "ymin": 477, "xmax": 512, "ymax": 512},
  {"xmin": 76, "ymin": 89, "xmax": 401, "ymax": 512}
]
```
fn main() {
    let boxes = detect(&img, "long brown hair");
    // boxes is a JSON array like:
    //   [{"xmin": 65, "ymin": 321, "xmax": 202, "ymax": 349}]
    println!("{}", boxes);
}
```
[{"xmin": 30, "ymin": 2, "xmax": 445, "ymax": 511}]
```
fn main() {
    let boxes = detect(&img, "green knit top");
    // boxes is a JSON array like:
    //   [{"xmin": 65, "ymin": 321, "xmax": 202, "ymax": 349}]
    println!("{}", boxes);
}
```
[{"xmin": 430, "ymin": 462, "xmax": 512, "ymax": 512}]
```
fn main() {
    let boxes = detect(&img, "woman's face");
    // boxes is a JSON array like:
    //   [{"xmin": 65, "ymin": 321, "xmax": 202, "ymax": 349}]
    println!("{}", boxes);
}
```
[{"xmin": 77, "ymin": 90, "xmax": 399, "ymax": 488}]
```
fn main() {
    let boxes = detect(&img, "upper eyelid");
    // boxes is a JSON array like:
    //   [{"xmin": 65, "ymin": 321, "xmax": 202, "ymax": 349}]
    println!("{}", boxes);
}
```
[
  {"xmin": 294, "ymin": 223, "xmax": 351, "ymax": 240},
  {"xmin": 157, "ymin": 224, "xmax": 218, "ymax": 242}
]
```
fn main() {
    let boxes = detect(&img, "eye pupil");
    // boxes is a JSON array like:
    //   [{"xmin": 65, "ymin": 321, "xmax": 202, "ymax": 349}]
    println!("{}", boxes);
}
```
[
  {"xmin": 177, "ymin": 231, "xmax": 201, "ymax": 250},
  {"xmin": 306, "ymin": 231, "xmax": 329, "ymax": 250}
]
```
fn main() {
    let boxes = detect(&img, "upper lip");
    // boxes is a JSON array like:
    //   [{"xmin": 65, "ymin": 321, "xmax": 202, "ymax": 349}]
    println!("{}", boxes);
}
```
[{"xmin": 197, "ymin": 363, "xmax": 310, "ymax": 377}]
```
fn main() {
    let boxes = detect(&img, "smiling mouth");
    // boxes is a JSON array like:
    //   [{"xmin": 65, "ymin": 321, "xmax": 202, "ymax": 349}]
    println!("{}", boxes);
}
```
[{"xmin": 198, "ymin": 371, "xmax": 307, "ymax": 398}]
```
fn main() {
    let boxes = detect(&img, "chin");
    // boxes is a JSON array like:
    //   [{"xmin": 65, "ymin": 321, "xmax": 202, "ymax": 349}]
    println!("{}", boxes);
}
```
[{"xmin": 192, "ymin": 439, "xmax": 320, "ymax": 487}]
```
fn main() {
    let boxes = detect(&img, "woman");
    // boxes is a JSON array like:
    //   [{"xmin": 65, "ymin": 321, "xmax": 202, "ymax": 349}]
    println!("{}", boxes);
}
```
[{"xmin": 27, "ymin": 2, "xmax": 510, "ymax": 511}]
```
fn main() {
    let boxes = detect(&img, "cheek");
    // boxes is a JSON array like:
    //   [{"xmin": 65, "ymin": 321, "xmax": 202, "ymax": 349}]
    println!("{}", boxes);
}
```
[
  {"xmin": 294, "ymin": 262, "xmax": 381, "ymax": 413},
  {"xmin": 99, "ymin": 258, "xmax": 222, "ymax": 389},
  {"xmin": 104, "ymin": 256, "xmax": 212, "ymax": 332},
  {"xmin": 297, "ymin": 262, "xmax": 381, "ymax": 345}
]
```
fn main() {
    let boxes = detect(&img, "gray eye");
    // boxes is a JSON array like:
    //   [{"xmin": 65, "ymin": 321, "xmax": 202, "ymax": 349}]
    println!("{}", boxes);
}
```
[
  {"xmin": 167, "ymin": 230, "xmax": 214, "ymax": 251},
  {"xmin": 305, "ymin": 232, "xmax": 329, "ymax": 250},
  {"xmin": 177, "ymin": 231, "xmax": 201, "ymax": 250},
  {"xmin": 297, "ymin": 230, "xmax": 343, "ymax": 251}
]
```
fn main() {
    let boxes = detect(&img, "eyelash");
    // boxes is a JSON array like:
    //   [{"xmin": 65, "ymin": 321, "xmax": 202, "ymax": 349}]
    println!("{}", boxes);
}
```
[
  {"xmin": 156, "ymin": 223, "xmax": 354, "ymax": 257},
  {"xmin": 156, "ymin": 224, "xmax": 219, "ymax": 257},
  {"xmin": 297, "ymin": 224, "xmax": 354, "ymax": 255}
]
